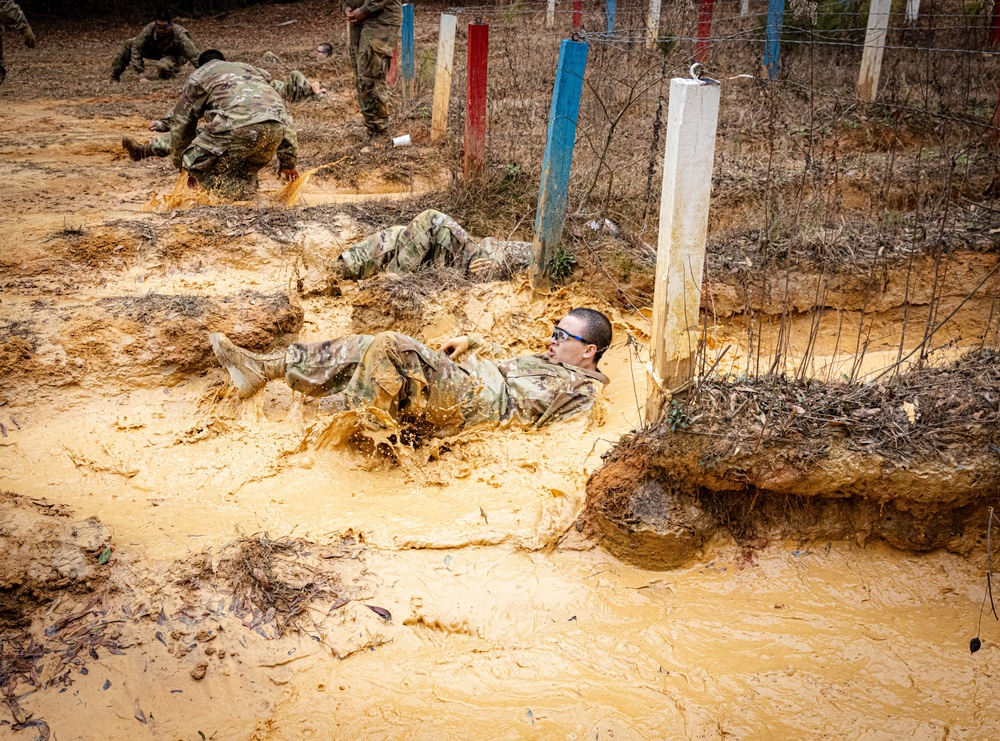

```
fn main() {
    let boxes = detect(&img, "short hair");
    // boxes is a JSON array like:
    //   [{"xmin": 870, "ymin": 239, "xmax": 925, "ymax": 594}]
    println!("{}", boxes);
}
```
[
  {"xmin": 317, "ymin": 42, "xmax": 333, "ymax": 55},
  {"xmin": 566, "ymin": 307, "xmax": 613, "ymax": 363},
  {"xmin": 198, "ymin": 49, "xmax": 226, "ymax": 66},
  {"xmin": 154, "ymin": 9, "xmax": 172, "ymax": 23}
]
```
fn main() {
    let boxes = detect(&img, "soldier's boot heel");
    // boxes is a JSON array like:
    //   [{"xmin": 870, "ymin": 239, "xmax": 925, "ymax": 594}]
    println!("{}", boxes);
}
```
[{"xmin": 209, "ymin": 332, "xmax": 286, "ymax": 397}]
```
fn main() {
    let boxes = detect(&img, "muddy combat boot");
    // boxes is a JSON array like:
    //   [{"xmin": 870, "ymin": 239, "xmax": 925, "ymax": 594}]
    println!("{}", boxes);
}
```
[
  {"xmin": 209, "ymin": 333, "xmax": 286, "ymax": 397},
  {"xmin": 122, "ymin": 136, "xmax": 154, "ymax": 161}
]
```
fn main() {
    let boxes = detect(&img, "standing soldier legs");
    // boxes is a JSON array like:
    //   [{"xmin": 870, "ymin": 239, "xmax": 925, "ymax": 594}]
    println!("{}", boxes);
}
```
[{"xmin": 349, "ymin": 20, "xmax": 396, "ymax": 134}]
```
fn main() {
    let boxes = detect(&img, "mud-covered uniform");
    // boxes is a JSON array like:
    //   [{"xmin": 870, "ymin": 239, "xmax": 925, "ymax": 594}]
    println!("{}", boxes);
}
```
[
  {"xmin": 144, "ymin": 70, "xmax": 315, "ymax": 158},
  {"xmin": 0, "ymin": 0, "xmax": 34, "ymax": 87},
  {"xmin": 337, "ymin": 209, "xmax": 531, "ymax": 280},
  {"xmin": 284, "ymin": 332, "xmax": 608, "ymax": 436},
  {"xmin": 169, "ymin": 60, "xmax": 298, "ymax": 200},
  {"xmin": 111, "ymin": 22, "xmax": 199, "ymax": 80},
  {"xmin": 341, "ymin": 0, "xmax": 401, "ymax": 133}
]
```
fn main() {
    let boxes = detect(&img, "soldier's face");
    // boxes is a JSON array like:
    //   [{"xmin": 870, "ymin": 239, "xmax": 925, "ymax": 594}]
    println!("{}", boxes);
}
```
[
  {"xmin": 155, "ymin": 21, "xmax": 171, "ymax": 38},
  {"xmin": 547, "ymin": 314, "xmax": 597, "ymax": 369},
  {"xmin": 316, "ymin": 48, "xmax": 330, "ymax": 62}
]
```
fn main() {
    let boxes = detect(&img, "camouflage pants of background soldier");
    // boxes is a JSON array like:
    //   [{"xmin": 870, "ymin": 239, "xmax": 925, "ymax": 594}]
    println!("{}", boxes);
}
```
[
  {"xmin": 111, "ymin": 39, "xmax": 183, "ymax": 79},
  {"xmin": 339, "ymin": 210, "xmax": 479, "ymax": 279},
  {"xmin": 181, "ymin": 121, "xmax": 288, "ymax": 201},
  {"xmin": 285, "ymin": 332, "xmax": 500, "ymax": 435},
  {"xmin": 349, "ymin": 18, "xmax": 397, "ymax": 134}
]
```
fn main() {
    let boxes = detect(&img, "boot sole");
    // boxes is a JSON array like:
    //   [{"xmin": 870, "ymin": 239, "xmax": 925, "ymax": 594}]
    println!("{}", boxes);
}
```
[{"xmin": 209, "ymin": 333, "xmax": 259, "ymax": 397}]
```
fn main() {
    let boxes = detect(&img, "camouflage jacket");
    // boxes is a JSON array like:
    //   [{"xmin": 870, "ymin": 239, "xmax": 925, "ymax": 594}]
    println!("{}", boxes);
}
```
[
  {"xmin": 464, "ymin": 334, "xmax": 609, "ymax": 428},
  {"xmin": 0, "ymin": 0, "xmax": 30, "ymax": 32},
  {"xmin": 169, "ymin": 60, "xmax": 297, "ymax": 169},
  {"xmin": 339, "ymin": 0, "xmax": 402, "ymax": 27},
  {"xmin": 129, "ymin": 22, "xmax": 200, "ymax": 76}
]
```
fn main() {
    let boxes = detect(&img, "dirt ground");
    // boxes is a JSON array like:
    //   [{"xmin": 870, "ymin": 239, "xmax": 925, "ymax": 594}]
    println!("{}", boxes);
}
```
[{"xmin": 2, "ymin": 2, "xmax": 1000, "ymax": 739}]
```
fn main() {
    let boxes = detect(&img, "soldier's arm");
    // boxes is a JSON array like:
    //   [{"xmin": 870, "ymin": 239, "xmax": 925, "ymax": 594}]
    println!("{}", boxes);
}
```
[
  {"xmin": 276, "ymin": 126, "xmax": 298, "ymax": 172},
  {"xmin": 360, "ymin": 0, "xmax": 395, "ymax": 15},
  {"xmin": 466, "ymin": 334, "xmax": 506, "ymax": 359},
  {"xmin": 180, "ymin": 30, "xmax": 200, "ymax": 67},
  {"xmin": 130, "ymin": 24, "xmax": 153, "ymax": 76},
  {"xmin": 533, "ymin": 384, "xmax": 598, "ymax": 428},
  {"xmin": 169, "ymin": 80, "xmax": 207, "ymax": 169}
]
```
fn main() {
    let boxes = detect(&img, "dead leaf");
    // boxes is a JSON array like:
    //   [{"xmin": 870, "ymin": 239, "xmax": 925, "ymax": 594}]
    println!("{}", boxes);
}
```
[{"xmin": 365, "ymin": 605, "xmax": 392, "ymax": 621}]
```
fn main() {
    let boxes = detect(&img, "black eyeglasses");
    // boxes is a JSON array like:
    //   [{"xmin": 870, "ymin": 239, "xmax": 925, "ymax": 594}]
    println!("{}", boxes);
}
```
[{"xmin": 552, "ymin": 325, "xmax": 592, "ymax": 345}]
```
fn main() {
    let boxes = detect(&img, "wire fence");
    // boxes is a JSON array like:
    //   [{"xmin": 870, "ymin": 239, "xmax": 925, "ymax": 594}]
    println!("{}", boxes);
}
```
[{"xmin": 397, "ymin": 0, "xmax": 1000, "ymax": 387}]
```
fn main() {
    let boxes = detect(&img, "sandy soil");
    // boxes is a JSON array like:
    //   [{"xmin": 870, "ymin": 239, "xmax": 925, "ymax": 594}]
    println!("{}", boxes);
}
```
[{"xmin": 2, "ymin": 3, "xmax": 999, "ymax": 739}]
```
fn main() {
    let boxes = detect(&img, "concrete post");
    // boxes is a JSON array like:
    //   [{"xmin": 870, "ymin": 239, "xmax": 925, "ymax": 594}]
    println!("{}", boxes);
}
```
[
  {"xmin": 530, "ymin": 39, "xmax": 589, "ymax": 292},
  {"xmin": 547, "ymin": 0, "xmax": 556, "ymax": 29},
  {"xmin": 904, "ymin": 0, "xmax": 919, "ymax": 24},
  {"xmin": 431, "ymin": 14, "xmax": 458, "ymax": 145},
  {"xmin": 646, "ymin": 0, "xmax": 662, "ymax": 50},
  {"xmin": 740, "ymin": 0, "xmax": 749, "ymax": 16},
  {"xmin": 857, "ymin": 0, "xmax": 891, "ymax": 102},
  {"xmin": 644, "ymin": 78, "xmax": 720, "ymax": 422}
]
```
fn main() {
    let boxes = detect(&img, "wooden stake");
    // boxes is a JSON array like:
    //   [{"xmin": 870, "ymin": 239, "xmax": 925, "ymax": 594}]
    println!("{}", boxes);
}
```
[
  {"xmin": 464, "ymin": 21, "xmax": 489, "ymax": 176},
  {"xmin": 857, "ymin": 0, "xmax": 891, "ymax": 102},
  {"xmin": 547, "ymin": 0, "xmax": 555, "ymax": 29},
  {"xmin": 431, "ymin": 14, "xmax": 457, "ymax": 145},
  {"xmin": 905, "ymin": 0, "xmax": 920, "ymax": 24},
  {"xmin": 646, "ymin": 0, "xmax": 662, "ymax": 50},
  {"xmin": 644, "ymin": 78, "xmax": 720, "ymax": 422},
  {"xmin": 530, "ymin": 39, "xmax": 589, "ymax": 292}
]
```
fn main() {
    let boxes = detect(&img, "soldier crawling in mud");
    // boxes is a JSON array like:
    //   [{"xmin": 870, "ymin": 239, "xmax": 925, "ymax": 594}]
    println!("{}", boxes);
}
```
[
  {"xmin": 341, "ymin": 0, "xmax": 402, "ymax": 141},
  {"xmin": 329, "ymin": 209, "xmax": 532, "ymax": 282},
  {"xmin": 123, "ymin": 69, "xmax": 324, "ymax": 162},
  {"xmin": 209, "ymin": 308, "xmax": 612, "ymax": 436},
  {"xmin": 111, "ymin": 10, "xmax": 199, "ymax": 83},
  {"xmin": 0, "ymin": 0, "xmax": 36, "ymax": 87},
  {"xmin": 151, "ymin": 49, "xmax": 299, "ymax": 200}
]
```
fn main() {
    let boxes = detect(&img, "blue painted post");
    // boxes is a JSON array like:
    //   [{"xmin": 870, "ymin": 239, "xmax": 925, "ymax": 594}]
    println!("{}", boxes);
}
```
[
  {"xmin": 402, "ymin": 3, "xmax": 415, "ymax": 99},
  {"xmin": 762, "ymin": 0, "xmax": 785, "ymax": 80},
  {"xmin": 606, "ymin": 0, "xmax": 617, "ymax": 36},
  {"xmin": 530, "ymin": 39, "xmax": 589, "ymax": 291}
]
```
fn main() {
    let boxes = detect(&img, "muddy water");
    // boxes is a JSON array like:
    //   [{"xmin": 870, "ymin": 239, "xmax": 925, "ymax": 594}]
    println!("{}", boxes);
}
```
[{"xmin": 2, "ymin": 88, "xmax": 997, "ymax": 740}]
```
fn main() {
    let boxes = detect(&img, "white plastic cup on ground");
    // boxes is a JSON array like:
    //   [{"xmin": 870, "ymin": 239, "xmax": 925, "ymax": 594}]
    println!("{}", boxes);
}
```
[{"xmin": 392, "ymin": 134, "xmax": 412, "ymax": 147}]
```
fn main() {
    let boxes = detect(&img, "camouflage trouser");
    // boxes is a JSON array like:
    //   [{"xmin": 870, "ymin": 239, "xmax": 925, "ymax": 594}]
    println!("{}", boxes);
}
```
[
  {"xmin": 111, "ymin": 39, "xmax": 182, "ymax": 79},
  {"xmin": 339, "ymin": 210, "xmax": 478, "ymax": 279},
  {"xmin": 149, "ymin": 133, "xmax": 171, "ymax": 158},
  {"xmin": 285, "ymin": 332, "xmax": 501, "ymax": 434},
  {"xmin": 181, "ymin": 121, "xmax": 285, "ymax": 201},
  {"xmin": 349, "ymin": 18, "xmax": 398, "ymax": 133}
]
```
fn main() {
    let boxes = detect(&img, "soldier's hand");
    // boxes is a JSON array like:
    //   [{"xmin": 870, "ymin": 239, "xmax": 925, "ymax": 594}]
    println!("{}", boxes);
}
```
[
  {"xmin": 23, "ymin": 27, "xmax": 36, "ymax": 48},
  {"xmin": 148, "ymin": 120, "xmax": 159, "ymax": 131},
  {"xmin": 468, "ymin": 258, "xmax": 496, "ymax": 278},
  {"xmin": 440, "ymin": 336, "xmax": 470, "ymax": 359},
  {"xmin": 278, "ymin": 168, "xmax": 299, "ymax": 182},
  {"xmin": 139, "ymin": 76, "xmax": 150, "ymax": 84}
]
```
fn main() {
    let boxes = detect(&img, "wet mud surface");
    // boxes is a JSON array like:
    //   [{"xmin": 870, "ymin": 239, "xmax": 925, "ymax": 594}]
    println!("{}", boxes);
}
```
[{"xmin": 2, "ymin": 3, "xmax": 1000, "ymax": 739}]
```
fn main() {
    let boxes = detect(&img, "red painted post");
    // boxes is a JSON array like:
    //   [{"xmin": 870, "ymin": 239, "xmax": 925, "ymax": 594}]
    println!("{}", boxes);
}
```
[
  {"xmin": 573, "ymin": 0, "xmax": 582, "ymax": 29},
  {"xmin": 465, "ymin": 22, "xmax": 489, "ymax": 177},
  {"xmin": 387, "ymin": 42, "xmax": 400, "ymax": 87},
  {"xmin": 695, "ymin": 0, "xmax": 715, "ymax": 62}
]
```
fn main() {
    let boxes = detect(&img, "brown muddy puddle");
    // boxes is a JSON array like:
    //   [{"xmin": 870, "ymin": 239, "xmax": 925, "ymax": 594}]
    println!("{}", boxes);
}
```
[{"xmin": 2, "ymin": 92, "xmax": 998, "ymax": 740}]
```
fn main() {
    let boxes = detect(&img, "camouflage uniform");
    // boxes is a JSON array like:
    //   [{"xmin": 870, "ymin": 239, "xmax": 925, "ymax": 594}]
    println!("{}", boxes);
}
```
[
  {"xmin": 111, "ymin": 22, "xmax": 200, "ymax": 80},
  {"xmin": 170, "ymin": 60, "xmax": 298, "ymax": 200},
  {"xmin": 338, "ymin": 209, "xmax": 532, "ymax": 280},
  {"xmin": 284, "ymin": 331, "xmax": 608, "ymax": 435},
  {"xmin": 144, "ymin": 71, "xmax": 314, "ymax": 159},
  {"xmin": 0, "ymin": 0, "xmax": 33, "ymax": 87},
  {"xmin": 341, "ymin": 0, "xmax": 402, "ymax": 133}
]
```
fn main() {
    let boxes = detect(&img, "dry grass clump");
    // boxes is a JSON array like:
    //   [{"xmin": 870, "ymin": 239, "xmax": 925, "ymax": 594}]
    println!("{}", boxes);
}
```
[
  {"xmin": 214, "ymin": 533, "xmax": 352, "ymax": 639},
  {"xmin": 675, "ymin": 348, "xmax": 1000, "ymax": 465}
]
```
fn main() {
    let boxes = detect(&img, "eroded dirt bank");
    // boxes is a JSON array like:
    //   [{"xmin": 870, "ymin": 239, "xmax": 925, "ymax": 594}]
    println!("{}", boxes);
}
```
[{"xmin": 584, "ymin": 349, "xmax": 1000, "ymax": 570}]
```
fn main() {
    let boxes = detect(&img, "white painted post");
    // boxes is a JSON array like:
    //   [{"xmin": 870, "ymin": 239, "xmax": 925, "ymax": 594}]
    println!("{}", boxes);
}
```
[
  {"xmin": 905, "ymin": 0, "xmax": 919, "ymax": 23},
  {"xmin": 740, "ymin": 0, "xmax": 750, "ymax": 16},
  {"xmin": 645, "ymin": 0, "xmax": 662, "ymax": 49},
  {"xmin": 547, "ymin": 0, "xmax": 555, "ymax": 29},
  {"xmin": 857, "ymin": 0, "xmax": 891, "ymax": 102},
  {"xmin": 431, "ymin": 14, "xmax": 458, "ymax": 145},
  {"xmin": 645, "ymin": 78, "xmax": 720, "ymax": 422}
]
